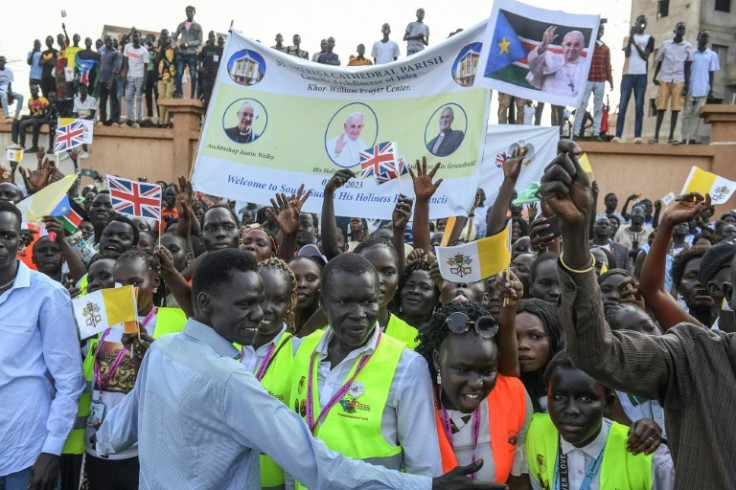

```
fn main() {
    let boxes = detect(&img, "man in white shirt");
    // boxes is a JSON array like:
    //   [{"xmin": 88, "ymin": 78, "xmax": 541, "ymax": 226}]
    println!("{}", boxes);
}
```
[
  {"xmin": 650, "ymin": 22, "xmax": 693, "ymax": 144},
  {"xmin": 123, "ymin": 32, "xmax": 149, "ymax": 127},
  {"xmin": 404, "ymin": 8, "xmax": 429, "ymax": 56},
  {"xmin": 681, "ymin": 30, "xmax": 719, "ymax": 144},
  {"xmin": 613, "ymin": 15, "xmax": 655, "ymax": 143},
  {"xmin": 327, "ymin": 112, "xmax": 368, "ymax": 168},
  {"xmin": 372, "ymin": 24, "xmax": 400, "ymax": 65},
  {"xmin": 526, "ymin": 27, "xmax": 587, "ymax": 97},
  {"xmin": 0, "ymin": 56, "xmax": 23, "ymax": 121}
]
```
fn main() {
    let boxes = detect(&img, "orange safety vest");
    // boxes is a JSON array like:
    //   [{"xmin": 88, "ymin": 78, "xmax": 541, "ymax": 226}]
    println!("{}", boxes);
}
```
[{"xmin": 435, "ymin": 374, "xmax": 527, "ymax": 483}]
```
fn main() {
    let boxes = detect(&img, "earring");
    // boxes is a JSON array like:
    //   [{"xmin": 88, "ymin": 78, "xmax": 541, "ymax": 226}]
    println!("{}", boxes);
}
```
[{"xmin": 436, "ymin": 373, "xmax": 442, "ymax": 385}]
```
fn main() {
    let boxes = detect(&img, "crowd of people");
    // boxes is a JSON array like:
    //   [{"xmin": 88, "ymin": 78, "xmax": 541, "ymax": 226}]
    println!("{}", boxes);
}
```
[
  {"xmin": 2, "ymin": 133, "xmax": 736, "ymax": 489},
  {"xmin": 0, "ymin": 7, "xmax": 720, "ymax": 145},
  {"xmin": 1, "ymin": 6, "xmax": 735, "ymax": 490}
]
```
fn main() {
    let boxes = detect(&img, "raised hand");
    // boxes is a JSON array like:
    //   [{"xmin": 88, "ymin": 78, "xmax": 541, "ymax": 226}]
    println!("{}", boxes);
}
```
[
  {"xmin": 324, "ymin": 169, "xmax": 355, "ymax": 194},
  {"xmin": 539, "ymin": 25, "xmax": 558, "ymax": 53},
  {"xmin": 627, "ymin": 418, "xmax": 662, "ymax": 455},
  {"xmin": 539, "ymin": 153, "xmax": 592, "ymax": 226},
  {"xmin": 268, "ymin": 184, "xmax": 311, "ymax": 235},
  {"xmin": 405, "ymin": 247, "xmax": 427, "ymax": 267},
  {"xmin": 526, "ymin": 202, "xmax": 538, "ymax": 223},
  {"xmin": 43, "ymin": 217, "xmax": 65, "ymax": 243},
  {"xmin": 22, "ymin": 157, "xmax": 54, "ymax": 191},
  {"xmin": 661, "ymin": 192, "xmax": 711, "ymax": 226},
  {"xmin": 334, "ymin": 132, "xmax": 347, "ymax": 155},
  {"xmin": 152, "ymin": 245, "xmax": 177, "ymax": 278},
  {"xmin": 392, "ymin": 195, "xmax": 413, "ymax": 232},
  {"xmin": 502, "ymin": 150, "xmax": 524, "ymax": 182},
  {"xmin": 409, "ymin": 156, "xmax": 443, "ymax": 200},
  {"xmin": 529, "ymin": 217, "xmax": 556, "ymax": 252},
  {"xmin": 494, "ymin": 270, "xmax": 523, "ymax": 308},
  {"xmin": 174, "ymin": 176, "xmax": 195, "ymax": 209}
]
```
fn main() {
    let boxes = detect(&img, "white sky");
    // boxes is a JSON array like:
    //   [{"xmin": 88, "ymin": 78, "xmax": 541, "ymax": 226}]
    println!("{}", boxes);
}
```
[{"xmin": 1, "ymin": 0, "xmax": 632, "ymax": 111}]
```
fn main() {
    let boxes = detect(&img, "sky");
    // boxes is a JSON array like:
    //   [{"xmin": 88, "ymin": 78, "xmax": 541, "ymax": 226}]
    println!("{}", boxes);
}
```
[{"xmin": 1, "ymin": 0, "xmax": 633, "ymax": 111}]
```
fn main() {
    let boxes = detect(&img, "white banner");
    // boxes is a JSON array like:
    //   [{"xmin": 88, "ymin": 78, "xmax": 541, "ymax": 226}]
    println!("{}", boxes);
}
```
[
  {"xmin": 479, "ymin": 124, "xmax": 559, "ymax": 202},
  {"xmin": 192, "ymin": 23, "xmax": 492, "ymax": 219}
]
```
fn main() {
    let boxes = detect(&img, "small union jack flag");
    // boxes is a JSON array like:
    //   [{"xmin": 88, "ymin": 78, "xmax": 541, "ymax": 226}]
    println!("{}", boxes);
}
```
[
  {"xmin": 359, "ymin": 141, "xmax": 398, "ymax": 180},
  {"xmin": 494, "ymin": 152, "xmax": 506, "ymax": 169},
  {"xmin": 107, "ymin": 175, "xmax": 162, "ymax": 220},
  {"xmin": 376, "ymin": 156, "xmax": 409, "ymax": 184},
  {"xmin": 55, "ymin": 120, "xmax": 88, "ymax": 153}
]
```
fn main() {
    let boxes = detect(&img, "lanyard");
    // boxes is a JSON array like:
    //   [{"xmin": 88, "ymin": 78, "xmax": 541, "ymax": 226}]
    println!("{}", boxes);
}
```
[
  {"xmin": 437, "ymin": 387, "xmax": 482, "ymax": 480},
  {"xmin": 553, "ymin": 438, "xmax": 605, "ymax": 490},
  {"xmin": 305, "ymin": 330, "xmax": 382, "ymax": 434},
  {"xmin": 93, "ymin": 307, "xmax": 156, "ymax": 397}
]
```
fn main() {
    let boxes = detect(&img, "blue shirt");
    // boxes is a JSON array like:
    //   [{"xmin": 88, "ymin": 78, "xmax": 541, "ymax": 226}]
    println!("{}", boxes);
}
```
[
  {"xmin": 688, "ymin": 48, "xmax": 720, "ymax": 97},
  {"xmin": 96, "ymin": 319, "xmax": 431, "ymax": 489},
  {"xmin": 0, "ymin": 261, "xmax": 85, "ymax": 476},
  {"xmin": 28, "ymin": 51, "xmax": 43, "ymax": 79}
]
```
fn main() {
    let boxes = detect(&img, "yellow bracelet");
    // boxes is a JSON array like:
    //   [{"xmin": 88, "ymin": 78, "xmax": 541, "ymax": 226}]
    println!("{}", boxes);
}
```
[{"xmin": 560, "ymin": 253, "xmax": 596, "ymax": 274}]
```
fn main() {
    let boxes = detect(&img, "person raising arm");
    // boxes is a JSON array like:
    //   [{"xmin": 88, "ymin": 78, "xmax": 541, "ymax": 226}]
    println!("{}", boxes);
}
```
[{"xmin": 539, "ymin": 151, "xmax": 736, "ymax": 489}]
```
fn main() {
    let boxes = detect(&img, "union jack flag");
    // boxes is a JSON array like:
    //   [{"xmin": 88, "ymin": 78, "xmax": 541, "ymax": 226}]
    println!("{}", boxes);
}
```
[
  {"xmin": 54, "ymin": 120, "xmax": 88, "ymax": 153},
  {"xmin": 494, "ymin": 152, "xmax": 506, "ymax": 169},
  {"xmin": 376, "ymin": 156, "xmax": 409, "ymax": 184},
  {"xmin": 107, "ymin": 175, "xmax": 162, "ymax": 220},
  {"xmin": 359, "ymin": 141, "xmax": 398, "ymax": 180}
]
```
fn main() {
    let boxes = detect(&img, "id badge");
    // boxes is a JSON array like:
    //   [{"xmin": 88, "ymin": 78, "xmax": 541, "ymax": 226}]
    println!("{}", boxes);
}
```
[{"xmin": 88, "ymin": 400, "xmax": 106, "ymax": 428}]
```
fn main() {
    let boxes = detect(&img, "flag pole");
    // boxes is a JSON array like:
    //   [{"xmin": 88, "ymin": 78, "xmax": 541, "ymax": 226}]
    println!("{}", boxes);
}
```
[{"xmin": 502, "ymin": 224, "xmax": 512, "ymax": 307}]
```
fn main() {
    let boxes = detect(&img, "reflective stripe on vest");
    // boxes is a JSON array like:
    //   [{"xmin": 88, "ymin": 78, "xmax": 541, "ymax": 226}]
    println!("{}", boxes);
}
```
[
  {"xmin": 436, "ymin": 374, "xmax": 527, "ymax": 483},
  {"xmin": 290, "ymin": 328, "xmax": 404, "ymax": 488},
  {"xmin": 385, "ymin": 315, "xmax": 420, "ymax": 350},
  {"xmin": 259, "ymin": 333, "xmax": 295, "ymax": 488},
  {"xmin": 525, "ymin": 413, "xmax": 653, "ymax": 489}
]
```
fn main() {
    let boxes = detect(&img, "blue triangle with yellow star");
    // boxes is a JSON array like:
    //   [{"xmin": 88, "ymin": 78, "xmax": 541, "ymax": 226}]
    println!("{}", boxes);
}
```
[{"xmin": 485, "ymin": 11, "xmax": 528, "ymax": 76}]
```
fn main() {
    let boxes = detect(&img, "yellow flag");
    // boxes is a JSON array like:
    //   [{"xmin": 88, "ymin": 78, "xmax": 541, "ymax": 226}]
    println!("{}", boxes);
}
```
[
  {"xmin": 579, "ymin": 153, "xmax": 593, "ymax": 175},
  {"xmin": 102, "ymin": 285, "xmax": 138, "ymax": 326}
]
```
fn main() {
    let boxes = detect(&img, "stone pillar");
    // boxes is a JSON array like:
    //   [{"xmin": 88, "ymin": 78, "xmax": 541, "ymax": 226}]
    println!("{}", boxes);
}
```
[
  {"xmin": 158, "ymin": 98, "xmax": 204, "ymax": 176},
  {"xmin": 700, "ymin": 105, "xmax": 736, "ymax": 144}
]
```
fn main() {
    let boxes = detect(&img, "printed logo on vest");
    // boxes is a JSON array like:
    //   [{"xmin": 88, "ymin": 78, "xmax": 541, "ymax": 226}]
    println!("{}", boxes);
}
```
[
  {"xmin": 507, "ymin": 428, "xmax": 519, "ymax": 446},
  {"xmin": 297, "ymin": 376, "xmax": 306, "ymax": 395}
]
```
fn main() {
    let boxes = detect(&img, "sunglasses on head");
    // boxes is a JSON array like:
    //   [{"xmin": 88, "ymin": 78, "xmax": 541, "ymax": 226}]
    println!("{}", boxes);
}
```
[{"xmin": 444, "ymin": 312, "xmax": 498, "ymax": 339}]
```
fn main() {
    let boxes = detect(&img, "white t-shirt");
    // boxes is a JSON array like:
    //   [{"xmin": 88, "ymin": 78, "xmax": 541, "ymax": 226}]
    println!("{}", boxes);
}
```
[
  {"xmin": 124, "ymin": 44, "xmax": 149, "ymax": 78},
  {"xmin": 371, "ymin": 40, "xmax": 400, "ymax": 65},
  {"xmin": 624, "ymin": 34, "xmax": 651, "ymax": 75},
  {"xmin": 73, "ymin": 95, "xmax": 97, "ymax": 117}
]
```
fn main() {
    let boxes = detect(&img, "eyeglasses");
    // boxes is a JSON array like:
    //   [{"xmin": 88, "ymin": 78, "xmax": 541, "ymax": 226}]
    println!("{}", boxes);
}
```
[{"xmin": 444, "ymin": 312, "xmax": 498, "ymax": 339}]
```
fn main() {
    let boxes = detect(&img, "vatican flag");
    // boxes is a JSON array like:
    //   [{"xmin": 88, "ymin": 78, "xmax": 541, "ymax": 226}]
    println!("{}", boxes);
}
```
[
  {"xmin": 681, "ymin": 166, "xmax": 736, "ymax": 205},
  {"xmin": 436, "ymin": 226, "xmax": 510, "ymax": 283},
  {"xmin": 73, "ymin": 285, "xmax": 138, "ymax": 339}
]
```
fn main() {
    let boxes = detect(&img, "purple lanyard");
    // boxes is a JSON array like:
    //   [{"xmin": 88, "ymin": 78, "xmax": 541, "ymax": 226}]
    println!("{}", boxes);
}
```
[
  {"xmin": 305, "ymin": 330, "xmax": 382, "ymax": 434},
  {"xmin": 253, "ymin": 343, "xmax": 276, "ymax": 381},
  {"xmin": 93, "ymin": 307, "xmax": 156, "ymax": 395},
  {"xmin": 437, "ymin": 387, "xmax": 482, "ymax": 480}
]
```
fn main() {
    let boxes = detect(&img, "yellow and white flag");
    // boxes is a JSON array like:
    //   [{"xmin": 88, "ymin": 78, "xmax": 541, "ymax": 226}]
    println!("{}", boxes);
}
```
[
  {"xmin": 436, "ymin": 226, "xmax": 510, "ymax": 283},
  {"xmin": 15, "ymin": 174, "xmax": 76, "ymax": 222},
  {"xmin": 681, "ymin": 166, "xmax": 736, "ymax": 205},
  {"xmin": 6, "ymin": 148, "xmax": 23, "ymax": 162},
  {"xmin": 73, "ymin": 285, "xmax": 138, "ymax": 339},
  {"xmin": 578, "ymin": 153, "xmax": 594, "ymax": 176}
]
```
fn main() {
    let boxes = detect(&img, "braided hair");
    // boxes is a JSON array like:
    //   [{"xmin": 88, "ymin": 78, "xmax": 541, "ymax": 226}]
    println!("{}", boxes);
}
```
[
  {"xmin": 259, "ymin": 257, "xmax": 297, "ymax": 333},
  {"xmin": 416, "ymin": 301, "xmax": 496, "ymax": 388}
]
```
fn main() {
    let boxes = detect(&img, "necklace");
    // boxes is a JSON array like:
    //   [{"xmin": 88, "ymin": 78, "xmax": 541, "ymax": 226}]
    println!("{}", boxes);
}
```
[{"xmin": 0, "ymin": 276, "xmax": 15, "ymax": 291}]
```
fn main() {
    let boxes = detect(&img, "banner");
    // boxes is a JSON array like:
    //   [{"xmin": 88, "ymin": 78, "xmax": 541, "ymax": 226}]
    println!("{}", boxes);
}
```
[
  {"xmin": 479, "ymin": 124, "xmax": 559, "ymax": 204},
  {"xmin": 192, "ymin": 23, "xmax": 491, "ymax": 219},
  {"xmin": 477, "ymin": 0, "xmax": 599, "ymax": 108}
]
